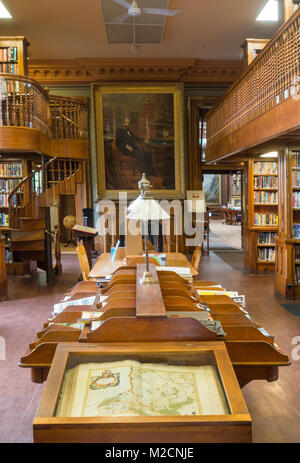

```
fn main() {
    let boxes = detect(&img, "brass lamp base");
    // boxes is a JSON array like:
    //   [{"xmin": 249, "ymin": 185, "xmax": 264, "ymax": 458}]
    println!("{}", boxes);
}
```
[{"xmin": 140, "ymin": 271, "xmax": 156, "ymax": 285}]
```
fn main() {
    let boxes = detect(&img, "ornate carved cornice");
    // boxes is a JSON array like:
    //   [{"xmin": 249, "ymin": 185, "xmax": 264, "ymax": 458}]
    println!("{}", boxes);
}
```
[{"xmin": 28, "ymin": 58, "xmax": 243, "ymax": 86}]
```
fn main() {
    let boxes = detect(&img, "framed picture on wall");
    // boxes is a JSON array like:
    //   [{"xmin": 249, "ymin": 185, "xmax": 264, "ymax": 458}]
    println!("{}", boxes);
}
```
[
  {"xmin": 231, "ymin": 195, "xmax": 241, "ymax": 208},
  {"xmin": 92, "ymin": 83, "xmax": 185, "ymax": 199},
  {"xmin": 202, "ymin": 174, "xmax": 221, "ymax": 205}
]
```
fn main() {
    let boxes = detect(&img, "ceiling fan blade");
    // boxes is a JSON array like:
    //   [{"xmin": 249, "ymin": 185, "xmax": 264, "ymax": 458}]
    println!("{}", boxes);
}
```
[
  {"xmin": 142, "ymin": 8, "xmax": 180, "ymax": 16},
  {"xmin": 111, "ymin": 0, "xmax": 131, "ymax": 9},
  {"xmin": 111, "ymin": 12, "xmax": 130, "ymax": 23}
]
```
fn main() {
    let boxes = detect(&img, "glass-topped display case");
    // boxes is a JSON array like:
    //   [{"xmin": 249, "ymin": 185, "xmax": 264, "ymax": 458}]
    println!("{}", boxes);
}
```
[{"xmin": 33, "ymin": 342, "xmax": 252, "ymax": 443}]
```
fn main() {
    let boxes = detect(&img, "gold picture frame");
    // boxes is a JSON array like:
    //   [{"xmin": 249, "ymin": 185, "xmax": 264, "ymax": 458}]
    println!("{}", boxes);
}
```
[
  {"xmin": 92, "ymin": 82, "xmax": 185, "ymax": 200},
  {"xmin": 231, "ymin": 195, "xmax": 242, "ymax": 208},
  {"xmin": 203, "ymin": 174, "xmax": 222, "ymax": 205}
]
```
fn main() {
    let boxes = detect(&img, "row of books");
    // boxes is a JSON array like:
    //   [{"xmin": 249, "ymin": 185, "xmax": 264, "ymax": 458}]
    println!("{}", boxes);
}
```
[
  {"xmin": 257, "ymin": 247, "xmax": 275, "ymax": 262},
  {"xmin": 0, "ymin": 194, "xmax": 8, "ymax": 207},
  {"xmin": 0, "ymin": 213, "xmax": 9, "ymax": 227},
  {"xmin": 0, "ymin": 163, "xmax": 22, "ymax": 177},
  {"xmin": 253, "ymin": 161, "xmax": 278, "ymax": 175},
  {"xmin": 293, "ymin": 224, "xmax": 300, "ymax": 238},
  {"xmin": 295, "ymin": 245, "xmax": 300, "ymax": 283},
  {"xmin": 5, "ymin": 249, "xmax": 12, "ymax": 264},
  {"xmin": 292, "ymin": 151, "xmax": 300, "ymax": 168},
  {"xmin": 0, "ymin": 178, "xmax": 20, "ymax": 193},
  {"xmin": 254, "ymin": 175, "xmax": 278, "ymax": 189},
  {"xmin": 293, "ymin": 192, "xmax": 300, "ymax": 209},
  {"xmin": 0, "ymin": 47, "xmax": 18, "ymax": 62},
  {"xmin": 254, "ymin": 213, "xmax": 278, "ymax": 226},
  {"xmin": 0, "ymin": 62, "xmax": 19, "ymax": 74},
  {"xmin": 0, "ymin": 194, "xmax": 17, "ymax": 207},
  {"xmin": 295, "ymin": 265, "xmax": 300, "ymax": 284},
  {"xmin": 295, "ymin": 245, "xmax": 300, "ymax": 264},
  {"xmin": 257, "ymin": 232, "xmax": 277, "ymax": 245},
  {"xmin": 292, "ymin": 170, "xmax": 300, "ymax": 187},
  {"xmin": 254, "ymin": 191, "xmax": 278, "ymax": 204}
]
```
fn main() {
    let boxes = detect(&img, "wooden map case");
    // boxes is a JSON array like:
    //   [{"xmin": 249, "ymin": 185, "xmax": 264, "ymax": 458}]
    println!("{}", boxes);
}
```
[{"xmin": 33, "ymin": 342, "xmax": 252, "ymax": 443}]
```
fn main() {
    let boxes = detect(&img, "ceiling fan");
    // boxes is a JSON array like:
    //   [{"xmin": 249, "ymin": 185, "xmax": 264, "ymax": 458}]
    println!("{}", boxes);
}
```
[{"xmin": 110, "ymin": 0, "xmax": 181, "ymax": 24}]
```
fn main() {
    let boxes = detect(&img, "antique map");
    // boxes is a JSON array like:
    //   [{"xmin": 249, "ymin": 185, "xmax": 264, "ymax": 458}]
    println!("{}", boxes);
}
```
[{"xmin": 55, "ymin": 360, "xmax": 229, "ymax": 417}]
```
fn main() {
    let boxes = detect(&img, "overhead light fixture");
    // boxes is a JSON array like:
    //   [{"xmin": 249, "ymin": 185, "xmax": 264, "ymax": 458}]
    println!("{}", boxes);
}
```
[
  {"xmin": 256, "ymin": 0, "xmax": 279, "ymax": 21},
  {"xmin": 260, "ymin": 151, "xmax": 278, "ymax": 158},
  {"xmin": 0, "ymin": 1, "xmax": 12, "ymax": 18}
]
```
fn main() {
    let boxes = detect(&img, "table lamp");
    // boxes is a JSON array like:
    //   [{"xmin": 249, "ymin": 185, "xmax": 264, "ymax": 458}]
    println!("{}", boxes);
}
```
[{"xmin": 127, "ymin": 173, "xmax": 170, "ymax": 284}]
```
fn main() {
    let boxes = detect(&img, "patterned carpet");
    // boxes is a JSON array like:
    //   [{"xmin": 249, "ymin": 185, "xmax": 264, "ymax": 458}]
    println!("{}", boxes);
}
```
[
  {"xmin": 213, "ymin": 250, "xmax": 245, "ymax": 270},
  {"xmin": 281, "ymin": 304, "xmax": 300, "ymax": 319}
]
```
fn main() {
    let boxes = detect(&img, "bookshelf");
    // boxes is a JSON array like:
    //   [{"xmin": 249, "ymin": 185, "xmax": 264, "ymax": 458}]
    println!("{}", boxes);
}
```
[
  {"xmin": 291, "ymin": 151, "xmax": 300, "ymax": 238},
  {"xmin": 241, "ymin": 39, "xmax": 270, "ymax": 69},
  {"xmin": 0, "ymin": 156, "xmax": 40, "ymax": 276},
  {"xmin": 244, "ymin": 158, "xmax": 278, "ymax": 273},
  {"xmin": 0, "ymin": 36, "xmax": 29, "ymax": 76},
  {"xmin": 0, "ymin": 236, "xmax": 7, "ymax": 301},
  {"xmin": 288, "ymin": 151, "xmax": 300, "ymax": 294},
  {"xmin": 0, "ymin": 158, "xmax": 29, "ymax": 273},
  {"xmin": 0, "ymin": 159, "xmax": 24, "ymax": 229},
  {"xmin": 275, "ymin": 150, "xmax": 300, "ymax": 298}
]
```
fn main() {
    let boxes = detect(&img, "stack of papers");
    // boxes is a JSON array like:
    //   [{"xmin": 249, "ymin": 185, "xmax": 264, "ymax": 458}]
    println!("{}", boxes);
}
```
[
  {"xmin": 157, "ymin": 266, "xmax": 193, "ymax": 284},
  {"xmin": 53, "ymin": 296, "xmax": 96, "ymax": 315},
  {"xmin": 196, "ymin": 289, "xmax": 246, "ymax": 308}
]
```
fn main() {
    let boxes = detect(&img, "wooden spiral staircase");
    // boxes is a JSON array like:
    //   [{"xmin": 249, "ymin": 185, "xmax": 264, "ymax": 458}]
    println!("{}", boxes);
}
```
[
  {"xmin": 8, "ymin": 157, "xmax": 85, "ymax": 280},
  {"xmin": 0, "ymin": 71, "xmax": 90, "ymax": 283}
]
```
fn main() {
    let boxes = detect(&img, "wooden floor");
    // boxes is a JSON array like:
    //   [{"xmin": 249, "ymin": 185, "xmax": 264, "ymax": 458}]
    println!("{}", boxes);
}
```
[{"xmin": 0, "ymin": 252, "xmax": 299, "ymax": 443}]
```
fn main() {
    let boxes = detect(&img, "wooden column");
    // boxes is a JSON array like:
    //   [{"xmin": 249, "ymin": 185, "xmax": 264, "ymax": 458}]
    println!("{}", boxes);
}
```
[
  {"xmin": 0, "ymin": 236, "xmax": 8, "ymax": 301},
  {"xmin": 283, "ymin": 0, "xmax": 297, "ymax": 22},
  {"xmin": 187, "ymin": 98, "xmax": 202, "ymax": 190}
]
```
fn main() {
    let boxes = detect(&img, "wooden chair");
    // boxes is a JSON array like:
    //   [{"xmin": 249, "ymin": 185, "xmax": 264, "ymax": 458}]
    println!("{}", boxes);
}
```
[
  {"xmin": 191, "ymin": 244, "xmax": 203, "ymax": 271},
  {"xmin": 76, "ymin": 245, "xmax": 94, "ymax": 281}
]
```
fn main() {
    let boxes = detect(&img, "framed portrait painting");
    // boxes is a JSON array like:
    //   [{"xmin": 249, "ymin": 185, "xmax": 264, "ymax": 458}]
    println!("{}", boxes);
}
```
[
  {"xmin": 202, "ymin": 174, "xmax": 221, "ymax": 205},
  {"xmin": 92, "ymin": 83, "xmax": 185, "ymax": 199}
]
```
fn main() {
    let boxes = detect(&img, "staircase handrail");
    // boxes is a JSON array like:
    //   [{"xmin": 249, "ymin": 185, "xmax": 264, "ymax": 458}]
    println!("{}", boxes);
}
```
[
  {"xmin": 8, "ymin": 157, "xmax": 57, "ymax": 211},
  {"xmin": 8, "ymin": 157, "xmax": 84, "ymax": 229}
]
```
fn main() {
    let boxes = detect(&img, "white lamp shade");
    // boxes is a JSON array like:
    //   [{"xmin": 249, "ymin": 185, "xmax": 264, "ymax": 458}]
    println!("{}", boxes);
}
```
[{"xmin": 126, "ymin": 197, "xmax": 170, "ymax": 221}]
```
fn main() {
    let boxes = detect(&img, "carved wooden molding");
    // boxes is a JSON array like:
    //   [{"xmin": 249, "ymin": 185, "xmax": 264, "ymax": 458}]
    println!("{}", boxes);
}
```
[{"xmin": 28, "ymin": 58, "xmax": 243, "ymax": 86}]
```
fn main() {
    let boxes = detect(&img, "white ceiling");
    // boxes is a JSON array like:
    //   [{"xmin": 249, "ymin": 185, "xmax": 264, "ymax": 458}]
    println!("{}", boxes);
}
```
[
  {"xmin": 102, "ymin": 0, "xmax": 169, "ymax": 44},
  {"xmin": 0, "ymin": 0, "xmax": 282, "ymax": 60}
]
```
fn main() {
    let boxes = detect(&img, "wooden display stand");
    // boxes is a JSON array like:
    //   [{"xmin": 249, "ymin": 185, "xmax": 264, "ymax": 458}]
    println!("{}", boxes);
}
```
[
  {"xmin": 19, "ymin": 264, "xmax": 290, "ymax": 388},
  {"xmin": 275, "ymin": 150, "xmax": 300, "ymax": 299},
  {"xmin": 0, "ymin": 236, "xmax": 7, "ymax": 301},
  {"xmin": 33, "ymin": 341, "xmax": 252, "ymax": 443},
  {"xmin": 244, "ymin": 157, "xmax": 279, "ymax": 273}
]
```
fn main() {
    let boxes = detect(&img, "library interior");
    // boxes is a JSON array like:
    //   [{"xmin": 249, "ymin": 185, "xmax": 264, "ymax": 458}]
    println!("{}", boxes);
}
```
[{"xmin": 0, "ymin": 0, "xmax": 300, "ymax": 444}]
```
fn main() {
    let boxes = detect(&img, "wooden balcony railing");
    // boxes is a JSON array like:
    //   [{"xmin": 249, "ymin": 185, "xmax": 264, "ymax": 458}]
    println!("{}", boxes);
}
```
[
  {"xmin": 0, "ymin": 74, "xmax": 51, "ymax": 136},
  {"xmin": 0, "ymin": 74, "xmax": 89, "ymax": 151},
  {"xmin": 49, "ymin": 95, "xmax": 88, "ymax": 141},
  {"xmin": 206, "ymin": 8, "xmax": 300, "ymax": 159}
]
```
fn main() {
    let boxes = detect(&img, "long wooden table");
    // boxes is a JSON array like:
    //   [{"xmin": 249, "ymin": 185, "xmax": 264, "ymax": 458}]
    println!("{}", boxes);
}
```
[{"xmin": 89, "ymin": 252, "xmax": 198, "ymax": 279}]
